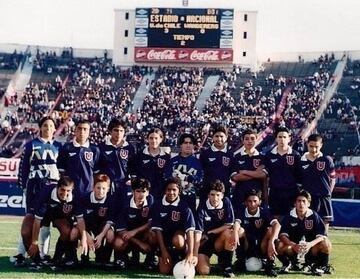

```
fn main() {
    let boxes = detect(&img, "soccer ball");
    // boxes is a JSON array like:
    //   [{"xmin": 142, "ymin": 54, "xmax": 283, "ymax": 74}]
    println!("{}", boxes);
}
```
[
  {"xmin": 245, "ymin": 257, "xmax": 263, "ymax": 272},
  {"xmin": 173, "ymin": 260, "xmax": 196, "ymax": 279}
]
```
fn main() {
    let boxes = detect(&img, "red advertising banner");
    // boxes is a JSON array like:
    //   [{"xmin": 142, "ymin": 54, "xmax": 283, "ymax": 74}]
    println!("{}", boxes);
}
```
[
  {"xmin": 336, "ymin": 166, "xmax": 360, "ymax": 185},
  {"xmin": 134, "ymin": 47, "xmax": 233, "ymax": 63},
  {"xmin": 0, "ymin": 158, "xmax": 19, "ymax": 182}
]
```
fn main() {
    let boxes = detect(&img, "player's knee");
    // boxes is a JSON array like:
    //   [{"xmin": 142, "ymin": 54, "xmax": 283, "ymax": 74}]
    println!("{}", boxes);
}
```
[
  {"xmin": 319, "ymin": 238, "xmax": 332, "ymax": 253},
  {"xmin": 172, "ymin": 234, "xmax": 185, "ymax": 249},
  {"xmin": 105, "ymin": 230, "xmax": 115, "ymax": 243},
  {"xmin": 113, "ymin": 237, "xmax": 126, "ymax": 250},
  {"xmin": 196, "ymin": 264, "xmax": 210, "ymax": 275}
]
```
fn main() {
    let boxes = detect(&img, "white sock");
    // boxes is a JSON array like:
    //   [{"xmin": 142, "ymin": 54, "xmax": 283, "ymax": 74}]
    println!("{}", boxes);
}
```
[
  {"xmin": 17, "ymin": 237, "xmax": 26, "ymax": 256},
  {"xmin": 39, "ymin": 226, "xmax": 51, "ymax": 258}
]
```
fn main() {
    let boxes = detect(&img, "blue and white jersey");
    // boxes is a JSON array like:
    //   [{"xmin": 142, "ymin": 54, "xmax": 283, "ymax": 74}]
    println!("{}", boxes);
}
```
[
  {"xmin": 300, "ymin": 152, "xmax": 336, "ymax": 197},
  {"xmin": 164, "ymin": 153, "xmax": 203, "ymax": 195},
  {"xmin": 18, "ymin": 137, "xmax": 61, "ymax": 189},
  {"xmin": 98, "ymin": 138, "xmax": 136, "ymax": 186},
  {"xmin": 57, "ymin": 140, "xmax": 100, "ymax": 197}
]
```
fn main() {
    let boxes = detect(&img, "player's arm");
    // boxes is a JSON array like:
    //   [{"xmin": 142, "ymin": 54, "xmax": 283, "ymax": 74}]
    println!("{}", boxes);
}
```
[
  {"xmin": 267, "ymin": 219, "xmax": 281, "ymax": 258},
  {"xmin": 208, "ymin": 224, "xmax": 232, "ymax": 235},
  {"xmin": 28, "ymin": 217, "xmax": 41, "ymax": 257},
  {"xmin": 18, "ymin": 142, "xmax": 32, "ymax": 190},
  {"xmin": 76, "ymin": 216, "xmax": 89, "ymax": 254},
  {"xmin": 121, "ymin": 221, "xmax": 150, "ymax": 241},
  {"xmin": 94, "ymin": 222, "xmax": 112, "ymax": 249},
  {"xmin": 185, "ymin": 229, "xmax": 196, "ymax": 265}
]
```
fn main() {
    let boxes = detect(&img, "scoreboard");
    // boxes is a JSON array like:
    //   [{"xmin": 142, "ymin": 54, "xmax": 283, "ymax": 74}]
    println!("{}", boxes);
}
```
[{"xmin": 134, "ymin": 8, "xmax": 234, "ymax": 63}]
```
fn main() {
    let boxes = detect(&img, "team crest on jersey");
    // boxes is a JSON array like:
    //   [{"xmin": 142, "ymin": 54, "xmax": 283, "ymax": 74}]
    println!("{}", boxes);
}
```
[
  {"xmin": 305, "ymin": 220, "xmax": 313, "ymax": 230},
  {"xmin": 317, "ymin": 161, "xmax": 325, "ymax": 171},
  {"xmin": 286, "ymin": 155, "xmax": 294, "ymax": 165},
  {"xmin": 222, "ymin": 156, "xmax": 230, "ymax": 167},
  {"xmin": 253, "ymin": 159, "xmax": 261, "ymax": 168},
  {"xmin": 62, "ymin": 204, "xmax": 73, "ymax": 214},
  {"xmin": 171, "ymin": 211, "xmax": 181, "ymax": 222},
  {"xmin": 119, "ymin": 149, "xmax": 129, "ymax": 160},
  {"xmin": 142, "ymin": 207, "xmax": 149, "ymax": 218},
  {"xmin": 158, "ymin": 158, "xmax": 166, "ymax": 168},
  {"xmin": 84, "ymin": 151, "xmax": 93, "ymax": 162},
  {"xmin": 217, "ymin": 209, "xmax": 224, "ymax": 220},
  {"xmin": 255, "ymin": 219, "xmax": 263, "ymax": 229},
  {"xmin": 98, "ymin": 207, "xmax": 108, "ymax": 217}
]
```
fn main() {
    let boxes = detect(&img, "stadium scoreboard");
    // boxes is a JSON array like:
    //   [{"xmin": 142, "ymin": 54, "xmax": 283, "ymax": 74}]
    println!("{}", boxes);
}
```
[{"xmin": 134, "ymin": 8, "xmax": 234, "ymax": 63}]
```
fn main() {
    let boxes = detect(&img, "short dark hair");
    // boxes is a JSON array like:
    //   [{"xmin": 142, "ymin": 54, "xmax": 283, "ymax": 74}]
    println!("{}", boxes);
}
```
[
  {"xmin": 38, "ymin": 116, "xmax": 56, "ymax": 129},
  {"xmin": 307, "ymin": 133, "xmax": 323, "ymax": 143},
  {"xmin": 295, "ymin": 190, "xmax": 312, "ymax": 203},
  {"xmin": 213, "ymin": 124, "xmax": 228, "ymax": 136},
  {"xmin": 209, "ymin": 180, "xmax": 225, "ymax": 193},
  {"xmin": 108, "ymin": 118, "xmax": 127, "ymax": 131},
  {"xmin": 178, "ymin": 133, "xmax": 196, "ymax": 146},
  {"xmin": 164, "ymin": 177, "xmax": 182, "ymax": 193},
  {"xmin": 244, "ymin": 189, "xmax": 262, "ymax": 201},
  {"xmin": 274, "ymin": 126, "xmax": 290, "ymax": 137},
  {"xmin": 58, "ymin": 175, "xmax": 74, "ymax": 188},
  {"xmin": 76, "ymin": 119, "xmax": 91, "ymax": 127},
  {"xmin": 131, "ymin": 177, "xmax": 151, "ymax": 191},
  {"xmin": 242, "ymin": 129, "xmax": 257, "ymax": 139}
]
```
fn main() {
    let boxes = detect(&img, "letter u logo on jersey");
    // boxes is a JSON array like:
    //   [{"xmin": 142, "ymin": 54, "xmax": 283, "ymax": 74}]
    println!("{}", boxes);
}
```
[
  {"xmin": 222, "ymin": 156, "xmax": 230, "ymax": 167},
  {"xmin": 62, "ymin": 204, "xmax": 73, "ymax": 214},
  {"xmin": 286, "ymin": 155, "xmax": 294, "ymax": 165},
  {"xmin": 253, "ymin": 159, "xmax": 260, "ymax": 168},
  {"xmin": 255, "ymin": 219, "xmax": 263, "ymax": 229},
  {"xmin": 84, "ymin": 151, "xmax": 93, "ymax": 162},
  {"xmin": 142, "ymin": 207, "xmax": 149, "ymax": 217},
  {"xmin": 98, "ymin": 207, "xmax": 107, "ymax": 217},
  {"xmin": 317, "ymin": 161, "xmax": 325, "ymax": 171},
  {"xmin": 217, "ymin": 209, "xmax": 224, "ymax": 220},
  {"xmin": 305, "ymin": 220, "xmax": 313, "ymax": 230},
  {"xmin": 171, "ymin": 211, "xmax": 180, "ymax": 222},
  {"xmin": 119, "ymin": 149, "xmax": 129, "ymax": 160},
  {"xmin": 158, "ymin": 158, "xmax": 166, "ymax": 168}
]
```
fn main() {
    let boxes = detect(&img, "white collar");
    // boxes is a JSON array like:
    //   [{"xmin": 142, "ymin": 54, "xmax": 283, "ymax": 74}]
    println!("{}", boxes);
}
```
[
  {"xmin": 206, "ymin": 198, "xmax": 224, "ymax": 210},
  {"xmin": 130, "ymin": 196, "xmax": 148, "ymax": 209},
  {"xmin": 143, "ymin": 146, "xmax": 169, "ymax": 156},
  {"xmin": 301, "ymin": 152, "xmax": 324, "ymax": 161},
  {"xmin": 271, "ymin": 146, "xmax": 293, "ymax": 154},
  {"xmin": 73, "ymin": 139, "xmax": 90, "ymax": 148},
  {"xmin": 238, "ymin": 146, "xmax": 259, "ymax": 156},
  {"xmin": 290, "ymin": 207, "xmax": 314, "ymax": 218},
  {"xmin": 211, "ymin": 143, "xmax": 228, "ymax": 153},
  {"xmin": 38, "ymin": 137, "xmax": 54, "ymax": 144},
  {"xmin": 51, "ymin": 187, "xmax": 73, "ymax": 203},
  {"xmin": 105, "ymin": 137, "xmax": 129, "ymax": 148},
  {"xmin": 90, "ymin": 191, "xmax": 106, "ymax": 204},
  {"xmin": 162, "ymin": 195, "xmax": 180, "ymax": 206},
  {"xmin": 245, "ymin": 207, "xmax": 260, "ymax": 218}
]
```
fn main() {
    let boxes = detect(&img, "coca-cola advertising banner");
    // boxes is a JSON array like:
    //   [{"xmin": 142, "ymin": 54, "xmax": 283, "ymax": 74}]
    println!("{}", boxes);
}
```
[{"xmin": 134, "ymin": 47, "xmax": 233, "ymax": 63}]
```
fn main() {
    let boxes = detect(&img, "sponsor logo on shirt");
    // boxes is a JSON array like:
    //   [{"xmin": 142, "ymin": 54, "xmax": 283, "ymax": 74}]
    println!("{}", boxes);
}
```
[
  {"xmin": 209, "ymin": 158, "xmax": 216, "ymax": 162},
  {"xmin": 271, "ymin": 159, "xmax": 277, "ymax": 163},
  {"xmin": 160, "ymin": 213, "xmax": 167, "ymax": 217},
  {"xmin": 290, "ymin": 223, "xmax": 298, "ymax": 227},
  {"xmin": 69, "ymin": 152, "xmax": 77, "ymax": 157}
]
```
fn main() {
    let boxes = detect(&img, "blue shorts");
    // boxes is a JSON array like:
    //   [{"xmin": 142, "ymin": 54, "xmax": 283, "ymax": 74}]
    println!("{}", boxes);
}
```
[
  {"xmin": 311, "ymin": 196, "xmax": 334, "ymax": 222},
  {"xmin": 25, "ymin": 179, "xmax": 57, "ymax": 215}
]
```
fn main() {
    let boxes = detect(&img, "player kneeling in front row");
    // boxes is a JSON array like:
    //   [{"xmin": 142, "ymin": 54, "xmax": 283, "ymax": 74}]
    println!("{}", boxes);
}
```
[
  {"xmin": 113, "ymin": 178, "xmax": 157, "ymax": 270},
  {"xmin": 194, "ymin": 180, "xmax": 237, "ymax": 278},
  {"xmin": 27, "ymin": 176, "xmax": 88, "ymax": 270},
  {"xmin": 232, "ymin": 189, "xmax": 280, "ymax": 277},
  {"xmin": 277, "ymin": 190, "xmax": 333, "ymax": 275},
  {"xmin": 80, "ymin": 174, "xmax": 114, "ymax": 267}
]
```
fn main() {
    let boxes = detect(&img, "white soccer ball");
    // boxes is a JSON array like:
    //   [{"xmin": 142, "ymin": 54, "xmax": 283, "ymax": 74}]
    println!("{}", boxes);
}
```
[
  {"xmin": 245, "ymin": 257, "xmax": 263, "ymax": 272},
  {"xmin": 173, "ymin": 260, "xmax": 196, "ymax": 279}
]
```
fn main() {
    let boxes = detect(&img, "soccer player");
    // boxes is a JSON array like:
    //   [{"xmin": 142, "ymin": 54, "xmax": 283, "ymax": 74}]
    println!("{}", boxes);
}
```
[
  {"xmin": 151, "ymin": 177, "xmax": 197, "ymax": 275},
  {"xmin": 263, "ymin": 126, "xmax": 301, "ymax": 219},
  {"xmin": 299, "ymin": 134, "xmax": 336, "ymax": 233},
  {"xmin": 17, "ymin": 116, "xmax": 61, "ymax": 266},
  {"xmin": 113, "ymin": 177, "xmax": 156, "ymax": 270},
  {"xmin": 98, "ymin": 118, "xmax": 136, "ymax": 195},
  {"xmin": 200, "ymin": 125, "xmax": 234, "ymax": 200},
  {"xmin": 194, "ymin": 180, "xmax": 236, "ymax": 278},
  {"xmin": 277, "ymin": 190, "xmax": 333, "ymax": 275},
  {"xmin": 165, "ymin": 133, "xmax": 203, "ymax": 213},
  {"xmin": 27, "ymin": 176, "xmax": 88, "ymax": 269},
  {"xmin": 232, "ymin": 189, "xmax": 280, "ymax": 277},
  {"xmin": 57, "ymin": 119, "xmax": 100, "ymax": 198},
  {"xmin": 81, "ymin": 174, "xmax": 114, "ymax": 266},
  {"xmin": 231, "ymin": 129, "xmax": 267, "ymax": 205},
  {"xmin": 134, "ymin": 128, "xmax": 171, "ymax": 200}
]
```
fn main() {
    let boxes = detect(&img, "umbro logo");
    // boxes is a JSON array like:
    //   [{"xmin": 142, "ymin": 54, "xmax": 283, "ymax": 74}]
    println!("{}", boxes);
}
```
[
  {"xmin": 209, "ymin": 158, "xmax": 216, "ymax": 162},
  {"xmin": 160, "ymin": 213, "xmax": 167, "ymax": 217},
  {"xmin": 69, "ymin": 152, "xmax": 77, "ymax": 157},
  {"xmin": 271, "ymin": 159, "xmax": 277, "ymax": 163}
]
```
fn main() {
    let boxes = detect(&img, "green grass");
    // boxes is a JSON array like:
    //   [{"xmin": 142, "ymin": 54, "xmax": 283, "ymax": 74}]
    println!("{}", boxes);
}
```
[{"xmin": 0, "ymin": 216, "xmax": 359, "ymax": 278}]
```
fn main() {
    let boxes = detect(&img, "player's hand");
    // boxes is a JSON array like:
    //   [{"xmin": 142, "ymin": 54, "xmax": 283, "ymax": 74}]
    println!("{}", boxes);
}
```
[
  {"xmin": 267, "ymin": 241, "xmax": 278, "ymax": 259},
  {"xmin": 122, "ymin": 230, "xmax": 136, "ymax": 241},
  {"xmin": 81, "ymin": 234, "xmax": 90, "ymax": 254},
  {"xmin": 161, "ymin": 250, "xmax": 171, "ymax": 265},
  {"xmin": 94, "ymin": 234, "xmax": 104, "ymax": 249},
  {"xmin": 184, "ymin": 253, "xmax": 196, "ymax": 266},
  {"xmin": 292, "ymin": 243, "xmax": 302, "ymax": 254},
  {"xmin": 28, "ymin": 243, "xmax": 39, "ymax": 257}
]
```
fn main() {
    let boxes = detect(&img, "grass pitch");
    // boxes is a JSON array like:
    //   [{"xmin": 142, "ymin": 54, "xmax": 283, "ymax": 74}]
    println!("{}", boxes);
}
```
[{"xmin": 0, "ymin": 216, "xmax": 359, "ymax": 278}]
